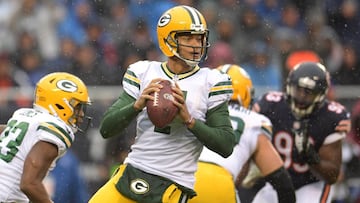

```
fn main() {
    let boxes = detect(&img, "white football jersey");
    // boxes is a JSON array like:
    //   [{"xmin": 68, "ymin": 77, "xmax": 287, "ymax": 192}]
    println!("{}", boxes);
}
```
[
  {"xmin": 198, "ymin": 104, "xmax": 273, "ymax": 181},
  {"xmin": 0, "ymin": 107, "xmax": 74, "ymax": 202},
  {"xmin": 122, "ymin": 60, "xmax": 232, "ymax": 189}
]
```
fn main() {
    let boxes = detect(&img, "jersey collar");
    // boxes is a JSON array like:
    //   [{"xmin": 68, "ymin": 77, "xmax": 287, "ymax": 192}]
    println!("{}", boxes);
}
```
[{"xmin": 161, "ymin": 62, "xmax": 200, "ymax": 80}]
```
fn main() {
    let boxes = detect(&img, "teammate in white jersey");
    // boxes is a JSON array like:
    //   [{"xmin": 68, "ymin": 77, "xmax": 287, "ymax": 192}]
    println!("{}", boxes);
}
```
[
  {"xmin": 89, "ymin": 5, "xmax": 235, "ymax": 203},
  {"xmin": 0, "ymin": 72, "xmax": 91, "ymax": 203},
  {"xmin": 189, "ymin": 64, "xmax": 296, "ymax": 203}
]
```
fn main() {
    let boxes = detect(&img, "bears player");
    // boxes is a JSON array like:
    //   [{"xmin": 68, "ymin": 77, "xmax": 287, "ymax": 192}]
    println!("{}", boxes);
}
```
[
  {"xmin": 189, "ymin": 64, "xmax": 295, "ymax": 203},
  {"xmin": 89, "ymin": 5, "xmax": 235, "ymax": 203},
  {"xmin": 0, "ymin": 72, "xmax": 91, "ymax": 203},
  {"xmin": 252, "ymin": 62, "xmax": 351, "ymax": 203}
]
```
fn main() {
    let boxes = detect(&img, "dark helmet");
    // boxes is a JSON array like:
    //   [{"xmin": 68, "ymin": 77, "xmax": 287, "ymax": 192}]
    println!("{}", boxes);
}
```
[{"xmin": 286, "ymin": 62, "xmax": 329, "ymax": 119}]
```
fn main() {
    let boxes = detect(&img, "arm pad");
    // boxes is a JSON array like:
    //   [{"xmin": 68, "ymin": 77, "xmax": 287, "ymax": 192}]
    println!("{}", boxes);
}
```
[{"xmin": 264, "ymin": 167, "xmax": 296, "ymax": 203}]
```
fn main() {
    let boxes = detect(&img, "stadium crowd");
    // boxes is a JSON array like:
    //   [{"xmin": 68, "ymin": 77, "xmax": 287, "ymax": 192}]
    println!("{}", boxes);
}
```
[{"xmin": 0, "ymin": 0, "xmax": 360, "ymax": 202}]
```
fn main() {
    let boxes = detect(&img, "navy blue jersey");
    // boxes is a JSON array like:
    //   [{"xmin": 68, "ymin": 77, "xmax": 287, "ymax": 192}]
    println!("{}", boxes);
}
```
[{"xmin": 256, "ymin": 91, "xmax": 350, "ymax": 189}]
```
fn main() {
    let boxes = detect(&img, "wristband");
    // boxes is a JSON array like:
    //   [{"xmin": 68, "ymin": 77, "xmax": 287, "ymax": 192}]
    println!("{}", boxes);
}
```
[
  {"xmin": 265, "ymin": 167, "xmax": 296, "ymax": 203},
  {"xmin": 184, "ymin": 117, "xmax": 194, "ymax": 127}
]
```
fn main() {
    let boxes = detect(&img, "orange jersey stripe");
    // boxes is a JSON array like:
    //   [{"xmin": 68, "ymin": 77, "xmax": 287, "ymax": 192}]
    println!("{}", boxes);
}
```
[{"xmin": 320, "ymin": 184, "xmax": 331, "ymax": 203}]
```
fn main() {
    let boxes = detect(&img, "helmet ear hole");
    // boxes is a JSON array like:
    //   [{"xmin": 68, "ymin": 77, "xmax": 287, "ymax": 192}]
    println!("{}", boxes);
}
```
[
  {"xmin": 55, "ymin": 104, "xmax": 67, "ymax": 117},
  {"xmin": 55, "ymin": 104, "xmax": 65, "ymax": 110},
  {"xmin": 166, "ymin": 35, "xmax": 177, "ymax": 49}
]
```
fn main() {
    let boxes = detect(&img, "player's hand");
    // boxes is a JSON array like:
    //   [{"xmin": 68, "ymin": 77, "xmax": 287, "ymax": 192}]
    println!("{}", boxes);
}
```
[
  {"xmin": 134, "ymin": 78, "xmax": 163, "ymax": 111},
  {"xmin": 171, "ymin": 82, "xmax": 193, "ymax": 124},
  {"xmin": 241, "ymin": 162, "xmax": 263, "ymax": 188},
  {"xmin": 293, "ymin": 119, "xmax": 320, "ymax": 165},
  {"xmin": 293, "ymin": 132, "xmax": 320, "ymax": 165},
  {"xmin": 295, "ymin": 143, "xmax": 320, "ymax": 165},
  {"xmin": 302, "ymin": 144, "xmax": 320, "ymax": 165}
]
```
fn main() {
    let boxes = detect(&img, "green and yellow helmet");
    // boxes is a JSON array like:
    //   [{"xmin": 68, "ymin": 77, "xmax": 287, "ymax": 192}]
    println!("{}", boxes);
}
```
[
  {"xmin": 217, "ymin": 64, "xmax": 254, "ymax": 108},
  {"xmin": 34, "ymin": 72, "xmax": 91, "ymax": 131},
  {"xmin": 157, "ymin": 5, "xmax": 210, "ymax": 67}
]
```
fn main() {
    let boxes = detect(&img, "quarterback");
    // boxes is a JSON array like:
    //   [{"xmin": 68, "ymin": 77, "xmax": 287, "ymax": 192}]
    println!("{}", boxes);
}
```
[{"xmin": 89, "ymin": 5, "xmax": 235, "ymax": 203}]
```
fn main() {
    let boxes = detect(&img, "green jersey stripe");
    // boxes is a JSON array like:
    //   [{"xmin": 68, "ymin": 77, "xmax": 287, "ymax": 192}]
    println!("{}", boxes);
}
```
[
  {"xmin": 38, "ymin": 125, "xmax": 71, "ymax": 148},
  {"xmin": 214, "ymin": 81, "xmax": 232, "ymax": 87},
  {"xmin": 123, "ymin": 70, "xmax": 140, "ymax": 89},
  {"xmin": 46, "ymin": 122, "xmax": 72, "ymax": 141},
  {"xmin": 123, "ymin": 77, "xmax": 140, "ymax": 89},
  {"xmin": 261, "ymin": 125, "xmax": 273, "ymax": 138},
  {"xmin": 209, "ymin": 89, "xmax": 233, "ymax": 97}
]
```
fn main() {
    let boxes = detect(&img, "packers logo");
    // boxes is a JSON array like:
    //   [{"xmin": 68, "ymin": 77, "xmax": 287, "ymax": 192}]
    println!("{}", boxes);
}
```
[
  {"xmin": 158, "ymin": 14, "xmax": 171, "ymax": 27},
  {"xmin": 130, "ymin": 179, "xmax": 149, "ymax": 194},
  {"xmin": 57, "ymin": 80, "xmax": 78, "ymax": 92}
]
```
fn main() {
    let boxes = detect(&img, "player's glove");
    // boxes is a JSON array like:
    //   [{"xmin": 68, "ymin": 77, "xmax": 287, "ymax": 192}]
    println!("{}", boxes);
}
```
[
  {"xmin": 302, "ymin": 143, "xmax": 320, "ymax": 165},
  {"xmin": 241, "ymin": 161, "xmax": 262, "ymax": 188},
  {"xmin": 293, "ymin": 119, "xmax": 320, "ymax": 165}
]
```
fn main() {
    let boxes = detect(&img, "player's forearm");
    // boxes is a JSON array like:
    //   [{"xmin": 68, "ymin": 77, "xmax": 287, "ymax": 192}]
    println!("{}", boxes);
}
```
[
  {"xmin": 309, "ymin": 161, "xmax": 340, "ymax": 184},
  {"xmin": 308, "ymin": 141, "xmax": 342, "ymax": 184},
  {"xmin": 189, "ymin": 102, "xmax": 235, "ymax": 157},
  {"xmin": 21, "ymin": 182, "xmax": 53, "ymax": 203},
  {"xmin": 100, "ymin": 92, "xmax": 140, "ymax": 138},
  {"xmin": 190, "ymin": 120, "xmax": 234, "ymax": 157}
]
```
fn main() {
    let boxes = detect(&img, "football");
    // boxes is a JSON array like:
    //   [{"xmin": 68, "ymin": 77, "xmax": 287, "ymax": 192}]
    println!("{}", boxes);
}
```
[{"xmin": 146, "ymin": 80, "xmax": 179, "ymax": 128}]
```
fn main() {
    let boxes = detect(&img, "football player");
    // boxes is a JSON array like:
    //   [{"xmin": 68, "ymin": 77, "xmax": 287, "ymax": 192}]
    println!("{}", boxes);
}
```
[
  {"xmin": 0, "ymin": 72, "xmax": 91, "ymax": 203},
  {"xmin": 189, "ymin": 64, "xmax": 295, "ymax": 203},
  {"xmin": 89, "ymin": 5, "xmax": 235, "ymax": 203},
  {"xmin": 252, "ymin": 62, "xmax": 351, "ymax": 203}
]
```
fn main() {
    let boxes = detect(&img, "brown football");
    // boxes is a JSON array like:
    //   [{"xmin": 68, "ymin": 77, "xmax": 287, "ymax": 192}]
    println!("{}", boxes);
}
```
[{"xmin": 146, "ymin": 80, "xmax": 179, "ymax": 128}]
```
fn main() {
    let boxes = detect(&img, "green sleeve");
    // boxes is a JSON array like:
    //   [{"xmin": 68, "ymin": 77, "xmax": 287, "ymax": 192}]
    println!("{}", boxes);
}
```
[
  {"xmin": 99, "ymin": 91, "xmax": 141, "ymax": 138},
  {"xmin": 189, "ymin": 102, "xmax": 235, "ymax": 158}
]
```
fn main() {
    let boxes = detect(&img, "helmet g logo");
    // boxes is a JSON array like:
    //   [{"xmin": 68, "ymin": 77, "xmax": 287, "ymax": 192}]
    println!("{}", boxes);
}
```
[
  {"xmin": 130, "ymin": 179, "xmax": 149, "ymax": 194},
  {"xmin": 57, "ymin": 80, "xmax": 78, "ymax": 92},
  {"xmin": 158, "ymin": 14, "xmax": 171, "ymax": 27}
]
